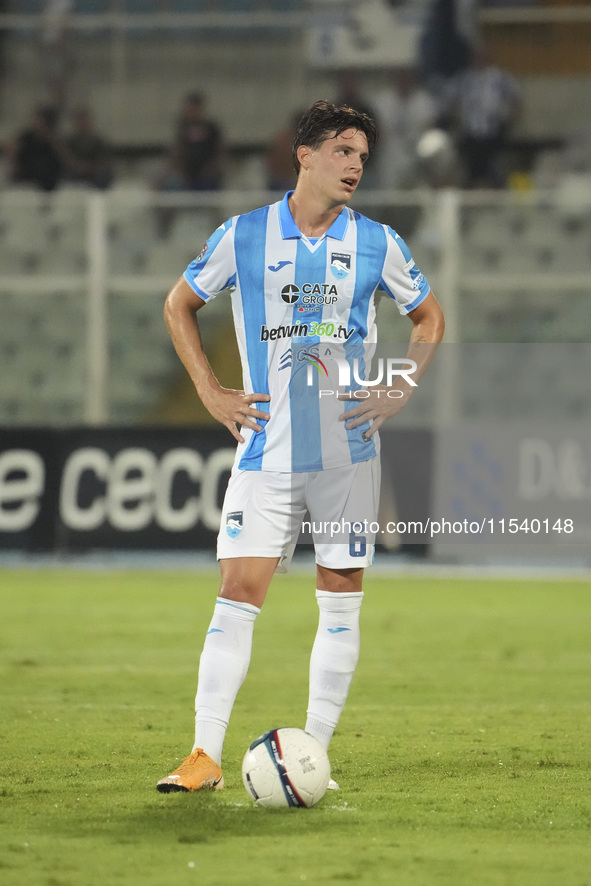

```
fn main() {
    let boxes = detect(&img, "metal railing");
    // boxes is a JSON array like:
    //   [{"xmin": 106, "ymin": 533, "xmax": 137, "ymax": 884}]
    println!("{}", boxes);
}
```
[{"xmin": 1, "ymin": 186, "xmax": 590, "ymax": 426}]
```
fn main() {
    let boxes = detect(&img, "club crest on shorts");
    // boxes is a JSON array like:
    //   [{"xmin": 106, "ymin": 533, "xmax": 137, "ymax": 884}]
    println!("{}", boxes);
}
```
[
  {"xmin": 330, "ymin": 252, "xmax": 351, "ymax": 279},
  {"xmin": 226, "ymin": 511, "xmax": 243, "ymax": 538}
]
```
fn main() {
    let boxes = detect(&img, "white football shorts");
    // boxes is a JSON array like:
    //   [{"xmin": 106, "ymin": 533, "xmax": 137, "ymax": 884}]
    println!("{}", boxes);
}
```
[{"xmin": 217, "ymin": 457, "xmax": 380, "ymax": 572}]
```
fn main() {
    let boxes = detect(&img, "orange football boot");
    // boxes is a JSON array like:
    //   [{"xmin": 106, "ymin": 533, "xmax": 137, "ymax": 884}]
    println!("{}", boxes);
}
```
[{"xmin": 156, "ymin": 748, "xmax": 224, "ymax": 793}]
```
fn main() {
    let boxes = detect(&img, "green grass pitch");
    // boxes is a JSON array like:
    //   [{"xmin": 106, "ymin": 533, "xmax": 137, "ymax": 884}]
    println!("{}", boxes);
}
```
[{"xmin": 1, "ymin": 565, "xmax": 591, "ymax": 886}]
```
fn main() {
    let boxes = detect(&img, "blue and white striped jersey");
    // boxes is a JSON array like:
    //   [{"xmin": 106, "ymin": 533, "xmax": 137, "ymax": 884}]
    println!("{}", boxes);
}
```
[{"xmin": 184, "ymin": 191, "xmax": 430, "ymax": 473}]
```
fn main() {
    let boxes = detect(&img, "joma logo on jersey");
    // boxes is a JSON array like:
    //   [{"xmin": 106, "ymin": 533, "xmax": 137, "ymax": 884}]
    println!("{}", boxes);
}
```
[{"xmin": 280, "ymin": 283, "xmax": 338, "ymax": 306}]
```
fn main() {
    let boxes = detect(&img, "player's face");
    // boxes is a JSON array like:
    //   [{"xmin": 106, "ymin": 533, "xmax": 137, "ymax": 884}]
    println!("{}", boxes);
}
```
[{"xmin": 306, "ymin": 127, "xmax": 369, "ymax": 205}]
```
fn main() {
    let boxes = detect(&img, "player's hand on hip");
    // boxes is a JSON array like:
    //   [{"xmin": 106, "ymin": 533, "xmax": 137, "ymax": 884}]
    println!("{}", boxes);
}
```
[
  {"xmin": 204, "ymin": 388, "xmax": 271, "ymax": 444},
  {"xmin": 337, "ymin": 386, "xmax": 412, "ymax": 440}
]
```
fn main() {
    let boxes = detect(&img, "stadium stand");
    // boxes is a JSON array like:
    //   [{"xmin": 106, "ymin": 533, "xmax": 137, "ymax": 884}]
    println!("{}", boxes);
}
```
[
  {"xmin": 0, "ymin": 1, "xmax": 590, "ymax": 426},
  {"xmin": 1, "ymin": 186, "xmax": 590, "ymax": 426}
]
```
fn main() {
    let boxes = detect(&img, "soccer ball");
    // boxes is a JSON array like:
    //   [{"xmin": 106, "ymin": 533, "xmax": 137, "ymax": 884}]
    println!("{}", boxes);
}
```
[{"xmin": 242, "ymin": 727, "xmax": 331, "ymax": 808}]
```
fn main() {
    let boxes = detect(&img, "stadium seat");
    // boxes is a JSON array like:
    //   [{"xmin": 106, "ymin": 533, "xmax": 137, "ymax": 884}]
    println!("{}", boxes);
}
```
[
  {"xmin": 10, "ymin": 0, "xmax": 44, "ymax": 13},
  {"xmin": 36, "ymin": 247, "xmax": 88, "ymax": 276},
  {"xmin": 73, "ymin": 1, "xmax": 111, "ymax": 11},
  {"xmin": 141, "ymin": 241, "xmax": 195, "ymax": 278},
  {"xmin": 167, "ymin": 208, "xmax": 218, "ymax": 252}
]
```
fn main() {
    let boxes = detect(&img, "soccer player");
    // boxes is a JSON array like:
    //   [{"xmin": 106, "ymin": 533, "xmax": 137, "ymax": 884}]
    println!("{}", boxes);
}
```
[{"xmin": 157, "ymin": 100, "xmax": 444, "ymax": 793}]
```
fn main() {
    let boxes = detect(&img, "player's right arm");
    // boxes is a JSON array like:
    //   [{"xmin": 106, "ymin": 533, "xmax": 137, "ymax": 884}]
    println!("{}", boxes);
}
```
[{"xmin": 164, "ymin": 276, "xmax": 270, "ymax": 444}]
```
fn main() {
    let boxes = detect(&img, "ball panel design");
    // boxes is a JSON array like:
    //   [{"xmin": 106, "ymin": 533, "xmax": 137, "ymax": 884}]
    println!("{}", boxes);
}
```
[{"xmin": 242, "ymin": 727, "xmax": 331, "ymax": 808}]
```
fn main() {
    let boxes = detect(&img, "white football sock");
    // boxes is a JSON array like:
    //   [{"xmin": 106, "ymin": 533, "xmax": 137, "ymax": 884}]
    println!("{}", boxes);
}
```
[
  {"xmin": 193, "ymin": 596, "xmax": 260, "ymax": 765},
  {"xmin": 305, "ymin": 589, "xmax": 363, "ymax": 750}
]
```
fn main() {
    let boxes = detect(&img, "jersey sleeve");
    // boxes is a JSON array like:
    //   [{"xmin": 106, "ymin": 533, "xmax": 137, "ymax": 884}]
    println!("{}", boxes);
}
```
[
  {"xmin": 183, "ymin": 218, "xmax": 237, "ymax": 302},
  {"xmin": 378, "ymin": 226, "xmax": 431, "ymax": 315}
]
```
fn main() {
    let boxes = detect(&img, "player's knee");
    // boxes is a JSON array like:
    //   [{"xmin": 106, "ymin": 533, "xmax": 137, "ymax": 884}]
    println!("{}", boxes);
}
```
[
  {"xmin": 218, "ymin": 557, "xmax": 277, "ymax": 607},
  {"xmin": 218, "ymin": 575, "xmax": 266, "ymax": 609},
  {"xmin": 316, "ymin": 565, "xmax": 364, "ymax": 593},
  {"xmin": 218, "ymin": 584, "xmax": 263, "ymax": 608}
]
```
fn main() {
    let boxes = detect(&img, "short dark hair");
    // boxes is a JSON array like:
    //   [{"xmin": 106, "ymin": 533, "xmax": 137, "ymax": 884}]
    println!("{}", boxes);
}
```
[{"xmin": 292, "ymin": 100, "xmax": 378, "ymax": 174}]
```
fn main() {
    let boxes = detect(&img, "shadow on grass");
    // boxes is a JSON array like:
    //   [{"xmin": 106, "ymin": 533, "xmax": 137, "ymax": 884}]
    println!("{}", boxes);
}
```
[{"xmin": 45, "ymin": 789, "xmax": 358, "ymax": 848}]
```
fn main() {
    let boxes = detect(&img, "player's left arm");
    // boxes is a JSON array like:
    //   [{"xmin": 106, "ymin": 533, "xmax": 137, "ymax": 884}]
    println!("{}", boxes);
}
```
[{"xmin": 339, "ymin": 290, "xmax": 444, "ymax": 438}]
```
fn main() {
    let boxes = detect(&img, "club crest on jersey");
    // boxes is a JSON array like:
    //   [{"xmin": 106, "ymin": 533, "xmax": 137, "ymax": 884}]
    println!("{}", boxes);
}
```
[
  {"xmin": 330, "ymin": 253, "xmax": 351, "ymax": 279},
  {"xmin": 226, "ymin": 512, "xmax": 243, "ymax": 538}
]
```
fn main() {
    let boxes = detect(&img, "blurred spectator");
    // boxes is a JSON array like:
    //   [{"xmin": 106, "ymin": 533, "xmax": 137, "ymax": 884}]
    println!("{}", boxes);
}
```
[
  {"xmin": 419, "ymin": 0, "xmax": 478, "ymax": 88},
  {"xmin": 550, "ymin": 131, "xmax": 591, "ymax": 226},
  {"xmin": 154, "ymin": 145, "xmax": 185, "ymax": 192},
  {"xmin": 5, "ymin": 104, "xmax": 65, "ymax": 191},
  {"xmin": 444, "ymin": 45, "xmax": 522, "ymax": 188},
  {"xmin": 0, "ymin": 1, "xmax": 7, "ymax": 114},
  {"xmin": 333, "ymin": 74, "xmax": 378, "ymax": 187},
  {"xmin": 64, "ymin": 106, "xmax": 114, "ymax": 189},
  {"xmin": 371, "ymin": 67, "xmax": 438, "ymax": 189},
  {"xmin": 265, "ymin": 111, "xmax": 301, "ymax": 191},
  {"xmin": 42, "ymin": 0, "xmax": 73, "ymax": 112},
  {"xmin": 334, "ymin": 73, "xmax": 376, "ymax": 120},
  {"xmin": 162, "ymin": 92, "xmax": 224, "ymax": 191},
  {"xmin": 416, "ymin": 127, "xmax": 460, "ymax": 189}
]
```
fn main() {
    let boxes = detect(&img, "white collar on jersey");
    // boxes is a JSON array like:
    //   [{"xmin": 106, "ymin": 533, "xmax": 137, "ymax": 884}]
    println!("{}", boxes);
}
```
[{"xmin": 278, "ymin": 191, "xmax": 350, "ymax": 242}]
